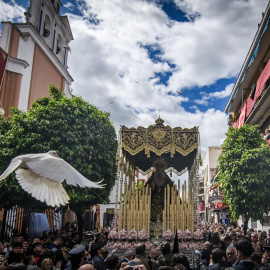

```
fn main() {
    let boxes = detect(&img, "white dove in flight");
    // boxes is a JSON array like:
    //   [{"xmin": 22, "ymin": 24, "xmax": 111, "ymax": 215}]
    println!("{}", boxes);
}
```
[{"xmin": 0, "ymin": 151, "xmax": 104, "ymax": 207}]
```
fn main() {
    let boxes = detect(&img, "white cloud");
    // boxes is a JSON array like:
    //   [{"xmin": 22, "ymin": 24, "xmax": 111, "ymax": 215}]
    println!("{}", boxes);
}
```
[
  {"xmin": 65, "ymin": 0, "xmax": 267, "ymax": 156},
  {"xmin": 0, "ymin": 0, "xmax": 267, "ymax": 164},
  {"xmin": 208, "ymin": 84, "xmax": 234, "ymax": 99},
  {"xmin": 198, "ymin": 83, "xmax": 234, "ymax": 105},
  {"xmin": 194, "ymin": 99, "xmax": 209, "ymax": 106},
  {"xmin": 0, "ymin": 0, "xmax": 25, "ymax": 22},
  {"xmin": 63, "ymin": 2, "xmax": 75, "ymax": 11}
]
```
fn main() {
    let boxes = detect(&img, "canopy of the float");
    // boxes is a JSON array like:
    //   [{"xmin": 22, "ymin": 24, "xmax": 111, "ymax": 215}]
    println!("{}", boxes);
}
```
[{"xmin": 119, "ymin": 117, "xmax": 199, "ymax": 175}]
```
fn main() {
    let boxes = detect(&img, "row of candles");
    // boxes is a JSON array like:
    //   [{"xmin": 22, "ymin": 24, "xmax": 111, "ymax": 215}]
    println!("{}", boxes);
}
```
[{"xmin": 118, "ymin": 180, "xmax": 194, "ymax": 233}]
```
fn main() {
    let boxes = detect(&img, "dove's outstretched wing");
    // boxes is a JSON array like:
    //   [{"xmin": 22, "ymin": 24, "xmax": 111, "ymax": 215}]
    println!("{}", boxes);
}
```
[
  {"xmin": 25, "ymin": 155, "xmax": 104, "ymax": 188},
  {"xmin": 0, "ymin": 157, "xmax": 22, "ymax": 181},
  {"xmin": 16, "ymin": 168, "xmax": 70, "ymax": 207}
]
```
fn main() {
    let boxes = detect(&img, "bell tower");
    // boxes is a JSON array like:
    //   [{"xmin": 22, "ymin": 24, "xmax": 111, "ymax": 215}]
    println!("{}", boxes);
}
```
[
  {"xmin": 0, "ymin": 0, "xmax": 74, "ymax": 116},
  {"xmin": 25, "ymin": 0, "xmax": 73, "ymax": 68}
]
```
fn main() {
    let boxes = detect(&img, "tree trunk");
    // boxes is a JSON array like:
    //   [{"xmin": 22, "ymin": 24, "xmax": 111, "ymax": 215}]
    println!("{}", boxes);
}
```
[
  {"xmin": 0, "ymin": 210, "xmax": 7, "ymax": 240},
  {"xmin": 244, "ymin": 218, "xmax": 249, "ymax": 235},
  {"xmin": 76, "ymin": 211, "xmax": 84, "ymax": 239}
]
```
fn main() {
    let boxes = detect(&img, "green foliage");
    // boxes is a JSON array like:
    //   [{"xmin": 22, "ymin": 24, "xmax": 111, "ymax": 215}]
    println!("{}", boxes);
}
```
[
  {"xmin": 218, "ymin": 124, "xmax": 270, "ymax": 223},
  {"xmin": 0, "ymin": 85, "xmax": 117, "ymax": 213}
]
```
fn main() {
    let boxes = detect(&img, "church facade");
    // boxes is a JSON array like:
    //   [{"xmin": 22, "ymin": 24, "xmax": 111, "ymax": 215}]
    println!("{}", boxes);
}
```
[{"xmin": 0, "ymin": 0, "xmax": 73, "ymax": 117}]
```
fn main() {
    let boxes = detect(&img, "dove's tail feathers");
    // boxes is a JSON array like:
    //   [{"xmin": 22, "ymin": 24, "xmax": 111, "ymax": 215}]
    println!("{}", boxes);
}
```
[
  {"xmin": 0, "ymin": 160, "xmax": 22, "ymax": 181},
  {"xmin": 96, "ymin": 178, "xmax": 104, "ymax": 185},
  {"xmin": 84, "ymin": 179, "xmax": 105, "ymax": 189},
  {"xmin": 16, "ymin": 168, "xmax": 70, "ymax": 207}
]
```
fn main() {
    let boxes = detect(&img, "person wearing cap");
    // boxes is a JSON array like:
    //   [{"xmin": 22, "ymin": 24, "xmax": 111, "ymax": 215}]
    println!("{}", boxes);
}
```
[
  {"xmin": 66, "ymin": 245, "xmax": 86, "ymax": 270},
  {"xmin": 91, "ymin": 243, "xmax": 108, "ymax": 270}
]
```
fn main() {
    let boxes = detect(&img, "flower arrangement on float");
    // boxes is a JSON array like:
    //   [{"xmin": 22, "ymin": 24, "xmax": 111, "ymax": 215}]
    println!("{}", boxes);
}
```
[
  {"xmin": 108, "ymin": 228, "xmax": 118, "ymax": 240},
  {"xmin": 178, "ymin": 242, "xmax": 204, "ymax": 250},
  {"xmin": 163, "ymin": 229, "xmax": 173, "ymax": 241},
  {"xmin": 128, "ymin": 229, "xmax": 138, "ymax": 240},
  {"xmin": 193, "ymin": 230, "xmax": 203, "ymax": 240},
  {"xmin": 138, "ymin": 229, "xmax": 149, "ymax": 241},
  {"xmin": 183, "ymin": 229, "xmax": 193, "ymax": 240},
  {"xmin": 118, "ymin": 229, "xmax": 128, "ymax": 240},
  {"xmin": 177, "ymin": 229, "xmax": 184, "ymax": 240}
]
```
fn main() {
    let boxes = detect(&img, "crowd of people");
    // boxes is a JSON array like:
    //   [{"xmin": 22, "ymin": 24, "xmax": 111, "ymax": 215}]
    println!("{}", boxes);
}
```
[{"xmin": 1, "ymin": 222, "xmax": 270, "ymax": 270}]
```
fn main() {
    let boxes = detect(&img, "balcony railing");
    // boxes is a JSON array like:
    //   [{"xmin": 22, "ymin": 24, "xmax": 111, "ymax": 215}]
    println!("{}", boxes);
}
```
[{"xmin": 208, "ymin": 195, "xmax": 222, "ymax": 204}]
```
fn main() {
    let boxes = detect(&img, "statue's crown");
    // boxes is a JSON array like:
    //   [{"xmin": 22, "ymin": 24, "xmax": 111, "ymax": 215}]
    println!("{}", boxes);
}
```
[{"xmin": 155, "ymin": 116, "xmax": 164, "ymax": 125}]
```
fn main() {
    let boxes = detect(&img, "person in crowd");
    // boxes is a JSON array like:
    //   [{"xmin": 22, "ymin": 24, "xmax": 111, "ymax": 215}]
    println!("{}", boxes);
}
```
[
  {"xmin": 32, "ymin": 239, "xmax": 41, "ymax": 245},
  {"xmin": 158, "ymin": 243, "xmax": 172, "ymax": 267},
  {"xmin": 7, "ymin": 243, "xmax": 23, "ymax": 265},
  {"xmin": 40, "ymin": 258, "xmax": 53, "ymax": 270},
  {"xmin": 226, "ymin": 247, "xmax": 238, "ymax": 267},
  {"xmin": 66, "ymin": 246, "xmax": 86, "ymax": 270},
  {"xmin": 48, "ymin": 238, "xmax": 63, "ymax": 252},
  {"xmin": 251, "ymin": 252, "xmax": 262, "ymax": 266},
  {"xmin": 118, "ymin": 250, "xmax": 134, "ymax": 270},
  {"xmin": 211, "ymin": 236, "xmax": 221, "ymax": 251},
  {"xmin": 32, "ymin": 242, "xmax": 44, "ymax": 265},
  {"xmin": 71, "ymin": 224, "xmax": 78, "ymax": 235},
  {"xmin": 6, "ymin": 263, "xmax": 25, "ymax": 270},
  {"xmin": 128, "ymin": 244, "xmax": 150, "ymax": 270},
  {"xmin": 15, "ymin": 236, "xmax": 24, "ymax": 245},
  {"xmin": 251, "ymin": 233, "xmax": 261, "ymax": 253},
  {"xmin": 105, "ymin": 254, "xmax": 119, "ymax": 270},
  {"xmin": 234, "ymin": 239, "xmax": 254, "ymax": 270},
  {"xmin": 78, "ymin": 265, "xmax": 94, "ymax": 270},
  {"xmin": 171, "ymin": 253, "xmax": 190, "ymax": 270},
  {"xmin": 69, "ymin": 235, "xmax": 80, "ymax": 250},
  {"xmin": 23, "ymin": 255, "xmax": 39, "ymax": 270},
  {"xmin": 22, "ymin": 242, "xmax": 29, "ymax": 256},
  {"xmin": 91, "ymin": 243, "xmax": 108, "ymax": 270},
  {"xmin": 201, "ymin": 241, "xmax": 212, "ymax": 266},
  {"xmin": 264, "ymin": 130, "xmax": 270, "ymax": 141},
  {"xmin": 208, "ymin": 248, "xmax": 230, "ymax": 270},
  {"xmin": 148, "ymin": 249, "xmax": 159, "ymax": 270}
]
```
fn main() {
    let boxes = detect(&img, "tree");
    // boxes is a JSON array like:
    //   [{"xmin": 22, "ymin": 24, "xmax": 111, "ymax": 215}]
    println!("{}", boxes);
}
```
[
  {"xmin": 0, "ymin": 86, "xmax": 117, "ymax": 235},
  {"xmin": 218, "ymin": 124, "xmax": 270, "ymax": 234}
]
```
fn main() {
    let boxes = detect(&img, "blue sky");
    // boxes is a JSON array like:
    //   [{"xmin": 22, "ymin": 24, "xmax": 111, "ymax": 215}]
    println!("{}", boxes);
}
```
[{"xmin": 0, "ymin": 0, "xmax": 269, "ymax": 157}]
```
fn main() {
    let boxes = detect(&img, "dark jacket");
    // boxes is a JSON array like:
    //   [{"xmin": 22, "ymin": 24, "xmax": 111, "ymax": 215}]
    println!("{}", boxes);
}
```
[
  {"xmin": 117, "ymin": 258, "xmax": 129, "ymax": 270},
  {"xmin": 234, "ymin": 261, "xmax": 255, "ymax": 270},
  {"xmin": 92, "ymin": 255, "xmax": 106, "ymax": 270}
]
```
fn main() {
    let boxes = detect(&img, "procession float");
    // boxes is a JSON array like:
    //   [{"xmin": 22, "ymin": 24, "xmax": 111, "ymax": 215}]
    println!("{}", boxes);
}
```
[{"xmin": 107, "ymin": 117, "xmax": 204, "ymax": 262}]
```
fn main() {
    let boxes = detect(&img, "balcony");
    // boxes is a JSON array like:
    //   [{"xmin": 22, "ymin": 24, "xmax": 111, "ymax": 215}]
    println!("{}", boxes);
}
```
[{"xmin": 208, "ymin": 195, "xmax": 222, "ymax": 204}]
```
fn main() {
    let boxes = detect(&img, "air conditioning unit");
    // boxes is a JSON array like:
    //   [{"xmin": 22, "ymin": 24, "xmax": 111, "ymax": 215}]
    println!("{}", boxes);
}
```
[{"xmin": 227, "ymin": 113, "xmax": 234, "ymax": 126}]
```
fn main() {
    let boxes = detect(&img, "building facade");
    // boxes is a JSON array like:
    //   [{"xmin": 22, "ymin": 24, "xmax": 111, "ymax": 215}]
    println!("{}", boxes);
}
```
[
  {"xmin": 225, "ymin": 1, "xmax": 270, "ymax": 230},
  {"xmin": 0, "ymin": 0, "xmax": 73, "ymax": 117},
  {"xmin": 202, "ymin": 146, "xmax": 227, "ymax": 224}
]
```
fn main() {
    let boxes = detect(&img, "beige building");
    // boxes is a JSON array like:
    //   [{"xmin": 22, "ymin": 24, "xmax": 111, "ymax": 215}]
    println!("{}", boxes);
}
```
[{"xmin": 202, "ymin": 146, "xmax": 226, "ymax": 224}]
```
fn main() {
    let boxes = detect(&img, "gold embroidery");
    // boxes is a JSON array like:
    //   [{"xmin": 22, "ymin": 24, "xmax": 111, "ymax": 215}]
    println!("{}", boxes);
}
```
[{"xmin": 121, "ymin": 117, "xmax": 198, "ymax": 157}]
